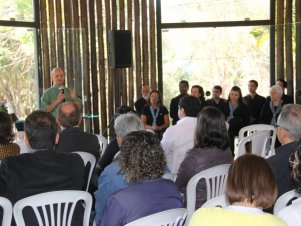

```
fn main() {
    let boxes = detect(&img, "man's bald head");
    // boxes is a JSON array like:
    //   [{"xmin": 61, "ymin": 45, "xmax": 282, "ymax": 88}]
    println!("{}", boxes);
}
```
[{"xmin": 57, "ymin": 102, "xmax": 80, "ymax": 128}]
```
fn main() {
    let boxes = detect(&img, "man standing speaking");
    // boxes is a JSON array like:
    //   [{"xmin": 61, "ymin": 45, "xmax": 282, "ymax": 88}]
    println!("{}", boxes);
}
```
[{"xmin": 41, "ymin": 67, "xmax": 80, "ymax": 117}]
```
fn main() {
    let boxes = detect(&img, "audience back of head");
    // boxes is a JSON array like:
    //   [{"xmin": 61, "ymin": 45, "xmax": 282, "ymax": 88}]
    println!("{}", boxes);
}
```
[
  {"xmin": 25, "ymin": 110, "xmax": 58, "ymax": 150},
  {"xmin": 179, "ymin": 96, "xmax": 201, "ymax": 117},
  {"xmin": 0, "ymin": 111, "xmax": 14, "ymax": 144},
  {"xmin": 57, "ymin": 102, "xmax": 81, "ymax": 128},
  {"xmin": 114, "ymin": 113, "xmax": 145, "ymax": 137},
  {"xmin": 194, "ymin": 106, "xmax": 229, "ymax": 150}
]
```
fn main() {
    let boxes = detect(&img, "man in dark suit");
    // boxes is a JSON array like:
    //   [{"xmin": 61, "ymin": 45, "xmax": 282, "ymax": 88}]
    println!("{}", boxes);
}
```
[
  {"xmin": 0, "ymin": 110, "xmax": 85, "ymax": 225},
  {"xmin": 56, "ymin": 102, "xmax": 100, "ymax": 161},
  {"xmin": 170, "ymin": 80, "xmax": 189, "ymax": 125},
  {"xmin": 134, "ymin": 85, "xmax": 151, "ymax": 115},
  {"xmin": 243, "ymin": 80, "xmax": 266, "ymax": 124},
  {"xmin": 205, "ymin": 85, "xmax": 228, "ymax": 118},
  {"xmin": 268, "ymin": 104, "xmax": 301, "ymax": 197}
]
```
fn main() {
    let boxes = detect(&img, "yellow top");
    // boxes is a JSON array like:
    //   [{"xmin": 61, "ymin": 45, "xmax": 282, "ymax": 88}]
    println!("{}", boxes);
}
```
[{"xmin": 189, "ymin": 207, "xmax": 287, "ymax": 226}]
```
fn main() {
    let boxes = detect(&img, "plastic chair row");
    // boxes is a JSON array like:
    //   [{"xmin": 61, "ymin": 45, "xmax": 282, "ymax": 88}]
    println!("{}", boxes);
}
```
[{"xmin": 0, "ymin": 190, "xmax": 92, "ymax": 226}]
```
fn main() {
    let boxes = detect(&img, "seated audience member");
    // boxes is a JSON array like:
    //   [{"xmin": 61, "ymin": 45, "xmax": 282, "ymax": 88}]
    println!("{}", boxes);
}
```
[
  {"xmin": 277, "ymin": 144, "xmax": 301, "ymax": 226},
  {"xmin": 100, "ymin": 131, "xmax": 183, "ymax": 226},
  {"xmin": 141, "ymin": 90, "xmax": 169, "ymax": 139},
  {"xmin": 189, "ymin": 154, "xmax": 286, "ymax": 226},
  {"xmin": 176, "ymin": 107, "xmax": 233, "ymax": 208},
  {"xmin": 243, "ymin": 80, "xmax": 266, "ymax": 124},
  {"xmin": 261, "ymin": 85, "xmax": 284, "ymax": 125},
  {"xmin": 161, "ymin": 96, "xmax": 201, "ymax": 173},
  {"xmin": 205, "ymin": 85, "xmax": 227, "ymax": 118},
  {"xmin": 56, "ymin": 102, "xmax": 100, "ymax": 160},
  {"xmin": 0, "ymin": 110, "xmax": 85, "ymax": 225},
  {"xmin": 225, "ymin": 86, "xmax": 250, "ymax": 154},
  {"xmin": 97, "ymin": 112, "xmax": 144, "ymax": 174},
  {"xmin": 268, "ymin": 104, "xmax": 301, "ymax": 197},
  {"xmin": 276, "ymin": 79, "xmax": 294, "ymax": 104},
  {"xmin": 170, "ymin": 80, "xmax": 189, "ymax": 125},
  {"xmin": 134, "ymin": 85, "xmax": 151, "ymax": 115},
  {"xmin": 191, "ymin": 85, "xmax": 206, "ymax": 109},
  {"xmin": 0, "ymin": 111, "xmax": 20, "ymax": 159},
  {"xmin": 94, "ymin": 114, "xmax": 145, "ymax": 224}
]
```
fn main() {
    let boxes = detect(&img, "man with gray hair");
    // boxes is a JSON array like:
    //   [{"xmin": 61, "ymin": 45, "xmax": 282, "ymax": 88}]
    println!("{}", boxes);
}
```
[
  {"xmin": 94, "ymin": 113, "xmax": 145, "ymax": 224},
  {"xmin": 268, "ymin": 104, "xmax": 301, "ymax": 197}
]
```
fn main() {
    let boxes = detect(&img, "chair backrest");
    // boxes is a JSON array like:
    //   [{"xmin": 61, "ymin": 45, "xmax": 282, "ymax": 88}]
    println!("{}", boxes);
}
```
[
  {"xmin": 274, "ymin": 189, "xmax": 300, "ymax": 215},
  {"xmin": 0, "ymin": 197, "xmax": 13, "ymax": 226},
  {"xmin": 201, "ymin": 194, "xmax": 229, "ymax": 208},
  {"xmin": 124, "ymin": 208, "xmax": 187, "ymax": 226},
  {"xmin": 185, "ymin": 164, "xmax": 231, "ymax": 226},
  {"xmin": 238, "ymin": 124, "xmax": 276, "ymax": 156},
  {"xmin": 13, "ymin": 190, "xmax": 92, "ymax": 226},
  {"xmin": 95, "ymin": 134, "xmax": 108, "ymax": 157},
  {"xmin": 73, "ymin": 152, "xmax": 96, "ymax": 191},
  {"xmin": 237, "ymin": 130, "xmax": 270, "ymax": 158}
]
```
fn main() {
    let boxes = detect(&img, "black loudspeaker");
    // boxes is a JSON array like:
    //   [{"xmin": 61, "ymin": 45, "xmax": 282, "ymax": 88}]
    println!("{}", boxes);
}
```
[{"xmin": 109, "ymin": 30, "xmax": 132, "ymax": 68}]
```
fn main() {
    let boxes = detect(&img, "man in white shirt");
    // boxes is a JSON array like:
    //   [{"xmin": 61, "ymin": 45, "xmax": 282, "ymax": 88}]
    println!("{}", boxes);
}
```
[{"xmin": 161, "ymin": 96, "xmax": 201, "ymax": 173}]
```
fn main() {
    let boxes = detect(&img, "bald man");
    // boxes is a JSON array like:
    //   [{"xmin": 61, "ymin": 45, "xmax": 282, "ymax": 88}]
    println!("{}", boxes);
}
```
[
  {"xmin": 55, "ymin": 102, "xmax": 100, "ymax": 160},
  {"xmin": 41, "ymin": 67, "xmax": 79, "ymax": 117}
]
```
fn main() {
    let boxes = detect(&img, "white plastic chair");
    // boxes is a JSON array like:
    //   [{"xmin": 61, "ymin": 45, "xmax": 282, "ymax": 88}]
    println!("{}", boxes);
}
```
[
  {"xmin": 185, "ymin": 164, "xmax": 231, "ymax": 226},
  {"xmin": 124, "ymin": 208, "xmax": 187, "ymax": 226},
  {"xmin": 73, "ymin": 151, "xmax": 96, "ymax": 191},
  {"xmin": 236, "ymin": 130, "xmax": 270, "ymax": 158},
  {"xmin": 238, "ymin": 124, "xmax": 276, "ymax": 157},
  {"xmin": 274, "ymin": 189, "xmax": 300, "ymax": 215},
  {"xmin": 95, "ymin": 134, "xmax": 107, "ymax": 157},
  {"xmin": 0, "ymin": 197, "xmax": 13, "ymax": 226},
  {"xmin": 13, "ymin": 190, "xmax": 92, "ymax": 226},
  {"xmin": 201, "ymin": 194, "xmax": 229, "ymax": 208}
]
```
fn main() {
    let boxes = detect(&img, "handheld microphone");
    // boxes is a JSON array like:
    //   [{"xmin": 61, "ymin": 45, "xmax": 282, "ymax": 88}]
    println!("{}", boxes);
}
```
[{"xmin": 58, "ymin": 86, "xmax": 65, "ymax": 102}]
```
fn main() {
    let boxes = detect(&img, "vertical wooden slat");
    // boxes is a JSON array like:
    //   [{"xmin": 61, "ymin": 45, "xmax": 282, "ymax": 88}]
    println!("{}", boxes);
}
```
[
  {"xmin": 40, "ymin": 0, "xmax": 51, "ymax": 89},
  {"xmin": 285, "ymin": 0, "xmax": 293, "ymax": 97},
  {"xmin": 48, "ymin": 0, "xmax": 56, "ymax": 69},
  {"xmin": 120, "ymin": 0, "xmax": 128, "ymax": 106},
  {"xmin": 80, "ymin": 0, "xmax": 91, "ymax": 119},
  {"xmin": 89, "ymin": 0, "xmax": 100, "ymax": 134},
  {"xmin": 112, "ymin": 0, "xmax": 120, "ymax": 110},
  {"xmin": 276, "ymin": 0, "xmax": 284, "ymax": 80},
  {"xmin": 296, "ymin": 0, "xmax": 301, "ymax": 104},
  {"xmin": 149, "ymin": 0, "xmax": 157, "ymax": 89},
  {"xmin": 105, "ymin": 0, "xmax": 114, "ymax": 137},
  {"xmin": 72, "ymin": 0, "xmax": 82, "ymax": 95},
  {"xmin": 134, "ymin": 1, "xmax": 142, "ymax": 99},
  {"xmin": 141, "ymin": 0, "xmax": 149, "ymax": 85},
  {"xmin": 96, "ymin": 0, "xmax": 107, "ymax": 133},
  {"xmin": 127, "ymin": 0, "xmax": 134, "ymax": 107},
  {"xmin": 56, "ymin": 0, "xmax": 64, "ymax": 70},
  {"xmin": 64, "ymin": 0, "xmax": 74, "ymax": 87}
]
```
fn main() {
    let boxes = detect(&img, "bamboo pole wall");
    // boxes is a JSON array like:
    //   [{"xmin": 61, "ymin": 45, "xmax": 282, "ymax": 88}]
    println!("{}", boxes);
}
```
[
  {"xmin": 276, "ymin": 0, "xmax": 301, "ymax": 103},
  {"xmin": 40, "ymin": 0, "xmax": 158, "ymax": 135}
]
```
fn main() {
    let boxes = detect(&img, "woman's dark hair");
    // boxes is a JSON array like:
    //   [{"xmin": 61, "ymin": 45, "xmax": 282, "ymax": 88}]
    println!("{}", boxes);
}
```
[
  {"xmin": 292, "ymin": 145, "xmax": 301, "ymax": 194},
  {"xmin": 194, "ymin": 106, "xmax": 229, "ymax": 149},
  {"xmin": 192, "ymin": 85, "xmax": 205, "ymax": 98},
  {"xmin": 147, "ymin": 90, "xmax": 163, "ymax": 105},
  {"xmin": 228, "ymin": 86, "xmax": 243, "ymax": 104},
  {"xmin": 226, "ymin": 154, "xmax": 278, "ymax": 209},
  {"xmin": 0, "ymin": 111, "xmax": 15, "ymax": 144}
]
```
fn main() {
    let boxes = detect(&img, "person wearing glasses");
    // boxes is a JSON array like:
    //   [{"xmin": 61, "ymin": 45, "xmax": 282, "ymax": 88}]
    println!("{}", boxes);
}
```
[
  {"xmin": 267, "ymin": 104, "xmax": 301, "ymax": 197},
  {"xmin": 277, "ymin": 144, "xmax": 301, "ymax": 226}
]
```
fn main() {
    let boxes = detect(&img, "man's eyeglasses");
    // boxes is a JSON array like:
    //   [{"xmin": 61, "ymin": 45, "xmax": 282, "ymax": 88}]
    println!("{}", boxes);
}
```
[{"xmin": 274, "ymin": 123, "xmax": 289, "ymax": 132}]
